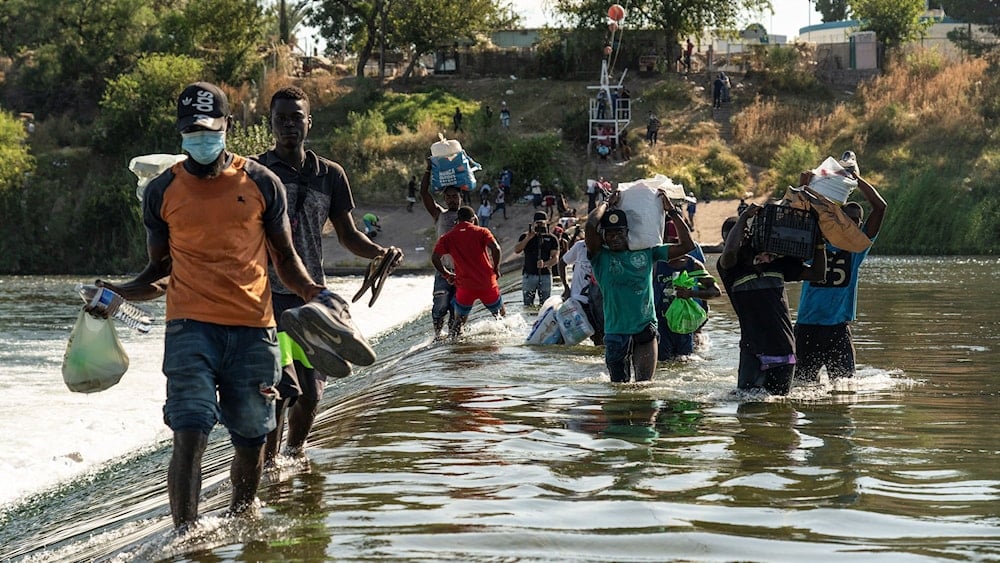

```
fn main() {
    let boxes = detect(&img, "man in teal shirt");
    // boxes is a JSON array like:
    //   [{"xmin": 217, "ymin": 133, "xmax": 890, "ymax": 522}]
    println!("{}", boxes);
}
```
[{"xmin": 585, "ymin": 190, "xmax": 694, "ymax": 382}]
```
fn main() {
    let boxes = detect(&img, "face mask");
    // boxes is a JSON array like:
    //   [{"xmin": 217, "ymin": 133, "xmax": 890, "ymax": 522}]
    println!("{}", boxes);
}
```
[{"xmin": 181, "ymin": 130, "xmax": 226, "ymax": 164}]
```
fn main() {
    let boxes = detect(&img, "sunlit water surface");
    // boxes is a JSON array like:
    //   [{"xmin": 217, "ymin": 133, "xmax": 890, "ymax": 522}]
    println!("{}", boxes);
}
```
[{"xmin": 1, "ymin": 257, "xmax": 999, "ymax": 561}]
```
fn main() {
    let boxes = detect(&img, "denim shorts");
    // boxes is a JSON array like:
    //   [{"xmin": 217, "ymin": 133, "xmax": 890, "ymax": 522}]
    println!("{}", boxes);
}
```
[
  {"xmin": 162, "ymin": 319, "xmax": 280, "ymax": 444},
  {"xmin": 432, "ymin": 270, "xmax": 457, "ymax": 322}
]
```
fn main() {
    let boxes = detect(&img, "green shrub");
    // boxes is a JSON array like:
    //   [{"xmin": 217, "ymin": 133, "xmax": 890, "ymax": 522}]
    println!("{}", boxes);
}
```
[
  {"xmin": 228, "ymin": 116, "xmax": 273, "ymax": 157},
  {"xmin": 765, "ymin": 136, "xmax": 822, "ymax": 196},
  {"xmin": 94, "ymin": 53, "xmax": 204, "ymax": 156},
  {"xmin": 325, "ymin": 110, "xmax": 392, "ymax": 190},
  {"xmin": 0, "ymin": 111, "xmax": 34, "ymax": 194},
  {"xmin": 379, "ymin": 89, "xmax": 473, "ymax": 134}
]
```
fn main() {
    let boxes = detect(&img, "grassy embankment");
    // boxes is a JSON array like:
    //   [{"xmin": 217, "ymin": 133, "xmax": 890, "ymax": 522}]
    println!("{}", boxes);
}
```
[
  {"xmin": 305, "ymin": 51, "xmax": 1000, "ymax": 255},
  {"xmin": 16, "ymin": 48, "xmax": 1000, "ymax": 276}
]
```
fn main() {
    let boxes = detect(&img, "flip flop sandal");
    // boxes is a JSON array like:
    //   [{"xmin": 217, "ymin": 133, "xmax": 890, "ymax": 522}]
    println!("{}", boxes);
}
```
[
  {"xmin": 366, "ymin": 247, "xmax": 404, "ymax": 307},
  {"xmin": 352, "ymin": 247, "xmax": 404, "ymax": 307}
]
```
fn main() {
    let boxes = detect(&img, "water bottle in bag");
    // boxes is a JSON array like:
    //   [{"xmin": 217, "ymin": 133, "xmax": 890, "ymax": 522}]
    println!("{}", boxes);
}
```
[{"xmin": 76, "ymin": 284, "xmax": 154, "ymax": 334}]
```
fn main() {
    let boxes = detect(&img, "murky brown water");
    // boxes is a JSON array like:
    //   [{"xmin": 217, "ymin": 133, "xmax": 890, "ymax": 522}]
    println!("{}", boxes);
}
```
[{"xmin": 2, "ymin": 257, "xmax": 999, "ymax": 561}]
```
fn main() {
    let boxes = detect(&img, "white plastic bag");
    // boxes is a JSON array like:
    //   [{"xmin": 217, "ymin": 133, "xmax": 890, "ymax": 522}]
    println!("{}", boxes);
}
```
[
  {"xmin": 809, "ymin": 156, "xmax": 858, "ymax": 204},
  {"xmin": 62, "ymin": 309, "xmax": 129, "ymax": 393},
  {"xmin": 616, "ymin": 181, "xmax": 666, "ymax": 250},
  {"xmin": 526, "ymin": 296, "xmax": 564, "ymax": 345},
  {"xmin": 128, "ymin": 154, "xmax": 186, "ymax": 201},
  {"xmin": 556, "ymin": 298, "xmax": 595, "ymax": 345}
]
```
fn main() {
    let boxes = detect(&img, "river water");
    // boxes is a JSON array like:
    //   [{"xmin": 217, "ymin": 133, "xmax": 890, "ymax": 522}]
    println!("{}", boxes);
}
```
[{"xmin": 1, "ymin": 257, "xmax": 999, "ymax": 561}]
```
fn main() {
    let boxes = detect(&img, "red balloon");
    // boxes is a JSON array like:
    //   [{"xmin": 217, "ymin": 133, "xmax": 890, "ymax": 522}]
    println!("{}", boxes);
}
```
[
  {"xmin": 608, "ymin": 4, "xmax": 625, "ymax": 22},
  {"xmin": 608, "ymin": 21, "xmax": 619, "ymax": 32}
]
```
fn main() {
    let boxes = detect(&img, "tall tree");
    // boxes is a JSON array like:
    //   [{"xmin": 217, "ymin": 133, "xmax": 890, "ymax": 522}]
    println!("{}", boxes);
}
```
[
  {"xmin": 0, "ymin": 111, "xmax": 34, "ymax": 194},
  {"xmin": 850, "ymin": 0, "xmax": 932, "ymax": 50},
  {"xmin": 0, "ymin": 0, "xmax": 160, "ymax": 116},
  {"xmin": 310, "ymin": 0, "xmax": 383, "ymax": 77},
  {"xmin": 162, "ymin": 0, "xmax": 267, "ymax": 83},
  {"xmin": 551, "ymin": 0, "xmax": 773, "ymax": 50},
  {"xmin": 938, "ymin": 0, "xmax": 1000, "ymax": 56},
  {"xmin": 311, "ymin": 0, "xmax": 507, "ymax": 79},
  {"xmin": 271, "ymin": 0, "xmax": 312, "ymax": 47},
  {"xmin": 815, "ymin": 0, "xmax": 850, "ymax": 23},
  {"xmin": 389, "ymin": 0, "xmax": 507, "ymax": 80}
]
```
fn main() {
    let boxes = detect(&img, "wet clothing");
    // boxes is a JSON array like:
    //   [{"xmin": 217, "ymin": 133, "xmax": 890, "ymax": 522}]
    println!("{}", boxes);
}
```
[
  {"xmin": 434, "ymin": 222, "xmax": 499, "ymax": 294},
  {"xmin": 717, "ymin": 245, "xmax": 808, "ymax": 394},
  {"xmin": 591, "ymin": 244, "xmax": 671, "ymax": 335},
  {"xmin": 795, "ymin": 235, "xmax": 876, "ymax": 380},
  {"xmin": 603, "ymin": 324, "xmax": 657, "ymax": 383},
  {"xmin": 794, "ymin": 323, "xmax": 855, "ymax": 381}
]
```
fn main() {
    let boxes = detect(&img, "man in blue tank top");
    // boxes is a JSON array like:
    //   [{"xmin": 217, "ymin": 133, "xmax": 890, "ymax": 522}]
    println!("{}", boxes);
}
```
[{"xmin": 795, "ymin": 169, "xmax": 886, "ymax": 382}]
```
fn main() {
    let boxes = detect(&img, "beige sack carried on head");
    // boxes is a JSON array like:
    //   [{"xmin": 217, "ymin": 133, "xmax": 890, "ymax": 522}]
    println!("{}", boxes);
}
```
[{"xmin": 781, "ymin": 187, "xmax": 872, "ymax": 253}]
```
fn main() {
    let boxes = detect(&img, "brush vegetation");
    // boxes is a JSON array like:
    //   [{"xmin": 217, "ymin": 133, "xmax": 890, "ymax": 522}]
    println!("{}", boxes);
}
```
[{"xmin": 1, "ymin": 47, "xmax": 998, "ymax": 273}]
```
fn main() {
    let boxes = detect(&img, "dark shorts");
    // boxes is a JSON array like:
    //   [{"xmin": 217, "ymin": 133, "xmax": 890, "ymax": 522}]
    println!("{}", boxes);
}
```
[
  {"xmin": 794, "ymin": 322, "xmax": 855, "ymax": 381},
  {"xmin": 657, "ymin": 324, "xmax": 694, "ymax": 360},
  {"xmin": 737, "ymin": 346, "xmax": 794, "ymax": 396},
  {"xmin": 603, "ymin": 323, "xmax": 657, "ymax": 383},
  {"xmin": 273, "ymin": 292, "xmax": 329, "ymax": 404}
]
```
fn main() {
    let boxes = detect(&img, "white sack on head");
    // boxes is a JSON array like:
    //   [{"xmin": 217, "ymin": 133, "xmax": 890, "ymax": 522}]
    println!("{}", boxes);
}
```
[
  {"xmin": 809, "ymin": 156, "xmax": 857, "ymax": 204},
  {"xmin": 617, "ymin": 181, "xmax": 666, "ymax": 250}
]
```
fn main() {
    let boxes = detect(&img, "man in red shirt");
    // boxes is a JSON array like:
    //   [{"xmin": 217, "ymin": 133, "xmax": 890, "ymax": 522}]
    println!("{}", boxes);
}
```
[{"xmin": 431, "ymin": 206, "xmax": 505, "ymax": 337}]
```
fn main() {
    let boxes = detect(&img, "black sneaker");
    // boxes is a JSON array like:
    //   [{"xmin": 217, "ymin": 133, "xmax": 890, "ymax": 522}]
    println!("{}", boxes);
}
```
[{"xmin": 282, "ymin": 290, "xmax": 376, "ymax": 368}]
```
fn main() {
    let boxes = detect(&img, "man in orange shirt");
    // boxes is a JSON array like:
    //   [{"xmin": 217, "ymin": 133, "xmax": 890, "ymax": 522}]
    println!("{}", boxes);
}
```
[
  {"xmin": 96, "ymin": 82, "xmax": 360, "ymax": 531},
  {"xmin": 431, "ymin": 206, "xmax": 505, "ymax": 337}
]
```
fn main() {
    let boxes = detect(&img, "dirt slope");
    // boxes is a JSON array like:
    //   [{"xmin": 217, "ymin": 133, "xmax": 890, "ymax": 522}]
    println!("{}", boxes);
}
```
[{"xmin": 322, "ymin": 195, "xmax": 764, "ymax": 274}]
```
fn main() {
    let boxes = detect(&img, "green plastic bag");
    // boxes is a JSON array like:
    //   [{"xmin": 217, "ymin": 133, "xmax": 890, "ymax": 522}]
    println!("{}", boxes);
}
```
[
  {"xmin": 665, "ymin": 297, "xmax": 708, "ymax": 334},
  {"xmin": 62, "ymin": 309, "xmax": 130, "ymax": 393},
  {"xmin": 662, "ymin": 270, "xmax": 710, "ymax": 334}
]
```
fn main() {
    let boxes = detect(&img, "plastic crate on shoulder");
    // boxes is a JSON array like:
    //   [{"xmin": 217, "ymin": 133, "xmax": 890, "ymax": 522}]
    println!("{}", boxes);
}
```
[{"xmin": 751, "ymin": 204, "xmax": 818, "ymax": 260}]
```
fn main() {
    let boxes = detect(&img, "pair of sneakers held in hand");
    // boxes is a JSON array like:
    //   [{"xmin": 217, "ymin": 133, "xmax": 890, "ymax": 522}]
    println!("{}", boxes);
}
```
[{"xmin": 283, "ymin": 247, "xmax": 403, "ymax": 377}]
